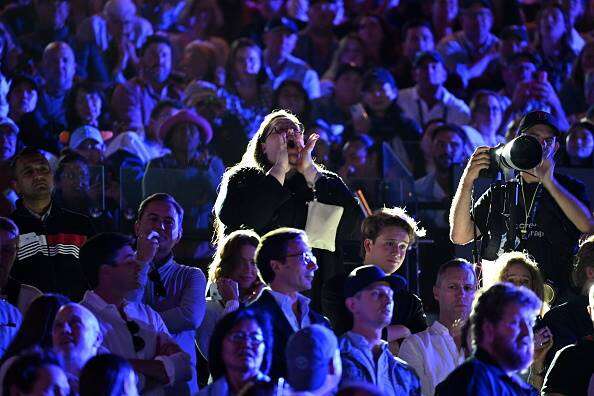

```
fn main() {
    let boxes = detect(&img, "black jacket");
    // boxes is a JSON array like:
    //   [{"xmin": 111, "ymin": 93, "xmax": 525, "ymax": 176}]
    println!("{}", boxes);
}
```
[
  {"xmin": 249, "ymin": 289, "xmax": 331, "ymax": 380},
  {"xmin": 10, "ymin": 200, "xmax": 95, "ymax": 300}
]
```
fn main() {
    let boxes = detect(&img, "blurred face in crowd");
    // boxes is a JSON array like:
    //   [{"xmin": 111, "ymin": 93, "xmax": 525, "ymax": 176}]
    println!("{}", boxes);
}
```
[
  {"xmin": 229, "ymin": 243, "xmax": 259, "ymax": 290},
  {"xmin": 484, "ymin": 303, "xmax": 537, "ymax": 373},
  {"xmin": 434, "ymin": 266, "xmax": 476, "ymax": 321},
  {"xmin": 0, "ymin": 227, "xmax": 18, "ymax": 288},
  {"xmin": 234, "ymin": 46, "xmax": 261, "ymax": 79},
  {"xmin": 277, "ymin": 84, "xmax": 306, "ymax": 115},
  {"xmin": 9, "ymin": 82, "xmax": 38, "ymax": 115},
  {"xmin": 403, "ymin": 26, "xmax": 435, "ymax": 60},
  {"xmin": 104, "ymin": 244, "xmax": 142, "ymax": 292},
  {"xmin": 347, "ymin": 282, "xmax": 394, "ymax": 328},
  {"xmin": 414, "ymin": 59, "xmax": 447, "ymax": 89},
  {"xmin": 12, "ymin": 154, "xmax": 54, "ymax": 202},
  {"xmin": 35, "ymin": 0, "xmax": 69, "ymax": 30},
  {"xmin": 343, "ymin": 140, "xmax": 368, "ymax": 168},
  {"xmin": 500, "ymin": 36, "xmax": 527, "ymax": 60},
  {"xmin": 0, "ymin": 127, "xmax": 17, "ymax": 162},
  {"xmin": 75, "ymin": 138, "xmax": 104, "ymax": 166},
  {"xmin": 363, "ymin": 82, "xmax": 397, "ymax": 114},
  {"xmin": 75, "ymin": 90, "xmax": 103, "ymax": 125},
  {"xmin": 539, "ymin": 7, "xmax": 566, "ymax": 42},
  {"xmin": 261, "ymin": 116, "xmax": 304, "ymax": 167},
  {"xmin": 339, "ymin": 38, "xmax": 365, "ymax": 68},
  {"xmin": 505, "ymin": 58, "xmax": 537, "ymax": 88},
  {"xmin": 149, "ymin": 105, "xmax": 179, "ymax": 142},
  {"xmin": 142, "ymin": 42, "xmax": 172, "ymax": 84},
  {"xmin": 461, "ymin": 4, "xmax": 493, "ymax": 45},
  {"xmin": 308, "ymin": 1, "xmax": 338, "ymax": 30},
  {"xmin": 182, "ymin": 45, "xmax": 211, "ymax": 81},
  {"xmin": 334, "ymin": 70, "xmax": 363, "ymax": 106},
  {"xmin": 167, "ymin": 123, "xmax": 203, "ymax": 160},
  {"xmin": 57, "ymin": 160, "xmax": 90, "ymax": 202},
  {"xmin": 566, "ymin": 126, "xmax": 594, "ymax": 159},
  {"xmin": 357, "ymin": 16, "xmax": 383, "ymax": 47},
  {"xmin": 42, "ymin": 43, "xmax": 76, "ymax": 93},
  {"xmin": 135, "ymin": 200, "xmax": 182, "ymax": 259},
  {"xmin": 28, "ymin": 364, "xmax": 70, "ymax": 396},
  {"xmin": 432, "ymin": 0, "xmax": 459, "ymax": 23},
  {"xmin": 364, "ymin": 226, "xmax": 410, "ymax": 274},
  {"xmin": 52, "ymin": 304, "xmax": 102, "ymax": 364},
  {"xmin": 264, "ymin": 29, "xmax": 297, "ymax": 60},
  {"xmin": 502, "ymin": 263, "xmax": 533, "ymax": 289},
  {"xmin": 432, "ymin": 130, "xmax": 465, "ymax": 171},
  {"xmin": 271, "ymin": 235, "xmax": 317, "ymax": 292},
  {"xmin": 472, "ymin": 94, "xmax": 502, "ymax": 133},
  {"xmin": 222, "ymin": 319, "xmax": 265, "ymax": 375}
]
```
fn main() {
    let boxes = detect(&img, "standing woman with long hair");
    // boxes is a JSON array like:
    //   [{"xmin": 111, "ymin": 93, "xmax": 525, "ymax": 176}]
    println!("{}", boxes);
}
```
[{"xmin": 213, "ymin": 110, "xmax": 361, "ymax": 309}]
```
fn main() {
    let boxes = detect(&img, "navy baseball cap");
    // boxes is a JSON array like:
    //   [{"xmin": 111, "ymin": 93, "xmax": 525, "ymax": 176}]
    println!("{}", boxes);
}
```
[
  {"xmin": 344, "ymin": 265, "xmax": 407, "ymax": 298},
  {"xmin": 518, "ymin": 110, "xmax": 562, "ymax": 138},
  {"xmin": 265, "ymin": 17, "xmax": 298, "ymax": 34},
  {"xmin": 363, "ymin": 67, "xmax": 397, "ymax": 91},
  {"xmin": 413, "ymin": 50, "xmax": 444, "ymax": 68},
  {"xmin": 286, "ymin": 325, "xmax": 338, "ymax": 391}
]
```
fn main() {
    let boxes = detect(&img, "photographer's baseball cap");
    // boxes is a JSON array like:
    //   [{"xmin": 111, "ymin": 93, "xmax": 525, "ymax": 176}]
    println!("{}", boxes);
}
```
[
  {"xmin": 286, "ymin": 325, "xmax": 338, "ymax": 391},
  {"xmin": 344, "ymin": 265, "xmax": 407, "ymax": 298},
  {"xmin": 518, "ymin": 110, "xmax": 562, "ymax": 138}
]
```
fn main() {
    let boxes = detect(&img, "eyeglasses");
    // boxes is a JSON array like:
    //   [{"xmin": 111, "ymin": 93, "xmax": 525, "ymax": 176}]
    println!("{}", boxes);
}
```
[
  {"xmin": 284, "ymin": 251, "xmax": 317, "ymax": 265},
  {"xmin": 119, "ymin": 309, "xmax": 145, "ymax": 352},
  {"xmin": 149, "ymin": 267, "xmax": 167, "ymax": 298},
  {"xmin": 262, "ymin": 125, "xmax": 304, "ymax": 141},
  {"xmin": 226, "ymin": 331, "xmax": 264, "ymax": 345}
]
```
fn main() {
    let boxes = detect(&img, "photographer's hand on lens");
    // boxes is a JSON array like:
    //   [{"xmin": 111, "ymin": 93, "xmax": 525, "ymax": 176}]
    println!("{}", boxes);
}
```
[{"xmin": 462, "ymin": 146, "xmax": 491, "ymax": 185}]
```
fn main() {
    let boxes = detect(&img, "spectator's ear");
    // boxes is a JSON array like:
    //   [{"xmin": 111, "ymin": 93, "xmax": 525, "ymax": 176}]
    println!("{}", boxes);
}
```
[
  {"xmin": 94, "ymin": 329, "xmax": 103, "ymax": 348},
  {"xmin": 345, "ymin": 296, "xmax": 357, "ymax": 314},
  {"xmin": 270, "ymin": 259, "xmax": 283, "ymax": 275},
  {"xmin": 363, "ymin": 238, "xmax": 374, "ymax": 255}
]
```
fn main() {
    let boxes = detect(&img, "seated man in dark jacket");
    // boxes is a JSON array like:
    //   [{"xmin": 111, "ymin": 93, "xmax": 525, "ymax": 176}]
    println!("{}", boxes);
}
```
[
  {"xmin": 9, "ymin": 148, "xmax": 94, "ymax": 300},
  {"xmin": 249, "ymin": 227, "xmax": 331, "ymax": 381},
  {"xmin": 322, "ymin": 207, "xmax": 428, "ymax": 341}
]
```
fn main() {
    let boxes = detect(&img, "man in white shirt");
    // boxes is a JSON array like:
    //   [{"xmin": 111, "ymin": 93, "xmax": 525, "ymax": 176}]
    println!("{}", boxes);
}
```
[
  {"xmin": 262, "ymin": 18, "xmax": 321, "ymax": 99},
  {"xmin": 249, "ymin": 227, "xmax": 331, "ymax": 381},
  {"xmin": 79, "ymin": 232, "xmax": 192, "ymax": 395},
  {"xmin": 133, "ymin": 193, "xmax": 206, "ymax": 395},
  {"xmin": 399, "ymin": 258, "xmax": 477, "ymax": 396},
  {"xmin": 397, "ymin": 51, "xmax": 470, "ymax": 128}
]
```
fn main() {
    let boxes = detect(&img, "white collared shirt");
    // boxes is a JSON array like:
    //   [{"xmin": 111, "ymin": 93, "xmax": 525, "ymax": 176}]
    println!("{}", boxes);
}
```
[
  {"xmin": 267, "ymin": 289, "xmax": 312, "ymax": 332},
  {"xmin": 399, "ymin": 321, "xmax": 465, "ymax": 396},
  {"xmin": 397, "ymin": 86, "xmax": 470, "ymax": 127}
]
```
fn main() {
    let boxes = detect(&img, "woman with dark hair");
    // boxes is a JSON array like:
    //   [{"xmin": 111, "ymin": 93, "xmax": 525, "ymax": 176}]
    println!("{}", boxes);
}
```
[
  {"xmin": 533, "ymin": 4, "xmax": 579, "ymax": 93},
  {"xmin": 355, "ymin": 14, "xmax": 394, "ymax": 68},
  {"xmin": 1, "ymin": 294, "xmax": 70, "ymax": 365},
  {"xmin": 561, "ymin": 121, "xmax": 594, "ymax": 168},
  {"xmin": 222, "ymin": 38, "xmax": 273, "ymax": 139},
  {"xmin": 199, "ymin": 309, "xmax": 272, "ymax": 396},
  {"xmin": 197, "ymin": 229, "xmax": 264, "ymax": 357},
  {"xmin": 272, "ymin": 80, "xmax": 314, "ymax": 131},
  {"xmin": 214, "ymin": 110, "xmax": 361, "ymax": 308},
  {"xmin": 79, "ymin": 354, "xmax": 138, "ymax": 396},
  {"xmin": 67, "ymin": 82, "xmax": 109, "ymax": 131},
  {"xmin": 560, "ymin": 41, "xmax": 594, "ymax": 118}
]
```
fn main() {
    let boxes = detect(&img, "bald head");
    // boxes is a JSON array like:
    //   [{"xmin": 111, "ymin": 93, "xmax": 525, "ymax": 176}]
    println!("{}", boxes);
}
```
[
  {"xmin": 104, "ymin": 0, "xmax": 136, "ymax": 41},
  {"xmin": 52, "ymin": 303, "xmax": 102, "ymax": 366},
  {"xmin": 42, "ymin": 42, "xmax": 75, "ymax": 94}
]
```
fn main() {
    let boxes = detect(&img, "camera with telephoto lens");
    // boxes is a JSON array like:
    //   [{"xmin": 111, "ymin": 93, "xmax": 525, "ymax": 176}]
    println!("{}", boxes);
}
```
[{"xmin": 479, "ymin": 134, "xmax": 543, "ymax": 178}]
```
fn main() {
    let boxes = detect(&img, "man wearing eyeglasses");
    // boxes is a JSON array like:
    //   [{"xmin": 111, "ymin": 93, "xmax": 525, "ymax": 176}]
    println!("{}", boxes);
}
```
[
  {"xmin": 133, "ymin": 193, "xmax": 206, "ymax": 395},
  {"xmin": 450, "ymin": 110, "xmax": 594, "ymax": 301},
  {"xmin": 80, "ymin": 232, "xmax": 193, "ymax": 395},
  {"xmin": 249, "ymin": 227, "xmax": 332, "ymax": 381}
]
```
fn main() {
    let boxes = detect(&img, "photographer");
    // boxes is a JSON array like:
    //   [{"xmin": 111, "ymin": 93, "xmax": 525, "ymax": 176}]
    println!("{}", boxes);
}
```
[{"xmin": 449, "ymin": 110, "xmax": 594, "ymax": 301}]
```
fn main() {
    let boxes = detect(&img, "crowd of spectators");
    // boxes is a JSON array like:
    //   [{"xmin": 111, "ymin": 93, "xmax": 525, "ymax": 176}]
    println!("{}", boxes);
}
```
[{"xmin": 1, "ymin": 0, "xmax": 594, "ymax": 395}]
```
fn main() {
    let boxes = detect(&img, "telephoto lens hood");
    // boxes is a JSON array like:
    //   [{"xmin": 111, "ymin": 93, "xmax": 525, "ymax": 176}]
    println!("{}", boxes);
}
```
[{"xmin": 479, "ymin": 135, "xmax": 542, "ymax": 178}]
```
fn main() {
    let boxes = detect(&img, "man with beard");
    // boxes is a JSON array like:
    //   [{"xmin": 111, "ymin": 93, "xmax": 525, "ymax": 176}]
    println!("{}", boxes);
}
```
[
  {"xmin": 415, "ymin": 124, "xmax": 468, "ymax": 230},
  {"xmin": 249, "ymin": 227, "xmax": 331, "ymax": 381},
  {"xmin": 111, "ymin": 35, "xmax": 183, "ymax": 135},
  {"xmin": 9, "ymin": 148, "xmax": 94, "ymax": 300},
  {"xmin": 339, "ymin": 265, "xmax": 421, "ymax": 394},
  {"xmin": 399, "ymin": 259, "xmax": 477, "ymax": 396},
  {"xmin": 435, "ymin": 282, "xmax": 541, "ymax": 395}
]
